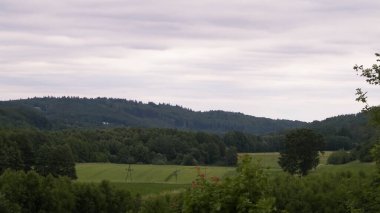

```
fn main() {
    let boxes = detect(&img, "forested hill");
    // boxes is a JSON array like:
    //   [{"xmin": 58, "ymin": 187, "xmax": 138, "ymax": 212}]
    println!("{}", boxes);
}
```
[{"xmin": 0, "ymin": 97, "xmax": 305, "ymax": 134}]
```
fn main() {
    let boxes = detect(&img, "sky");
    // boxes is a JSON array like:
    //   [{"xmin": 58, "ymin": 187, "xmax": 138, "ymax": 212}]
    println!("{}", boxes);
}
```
[{"xmin": 1, "ymin": 0, "xmax": 380, "ymax": 122}]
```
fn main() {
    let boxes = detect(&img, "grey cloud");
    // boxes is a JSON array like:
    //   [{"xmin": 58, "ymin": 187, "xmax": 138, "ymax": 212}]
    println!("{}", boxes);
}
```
[{"xmin": 1, "ymin": 0, "xmax": 380, "ymax": 121}]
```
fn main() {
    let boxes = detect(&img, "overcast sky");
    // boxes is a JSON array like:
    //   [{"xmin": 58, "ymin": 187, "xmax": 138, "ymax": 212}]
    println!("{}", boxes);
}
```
[{"xmin": 1, "ymin": 0, "xmax": 380, "ymax": 121}]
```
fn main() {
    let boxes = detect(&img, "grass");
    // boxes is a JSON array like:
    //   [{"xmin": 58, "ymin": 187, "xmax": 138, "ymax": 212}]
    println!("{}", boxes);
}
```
[
  {"xmin": 76, "ymin": 163, "xmax": 235, "ymax": 184},
  {"xmin": 76, "ymin": 163, "xmax": 235, "ymax": 195},
  {"xmin": 316, "ymin": 160, "xmax": 376, "ymax": 174},
  {"xmin": 76, "ymin": 151, "xmax": 376, "ymax": 195}
]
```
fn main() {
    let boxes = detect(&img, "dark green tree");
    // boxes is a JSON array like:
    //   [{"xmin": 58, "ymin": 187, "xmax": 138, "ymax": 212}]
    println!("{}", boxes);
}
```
[
  {"xmin": 372, "ymin": 143, "xmax": 380, "ymax": 171},
  {"xmin": 0, "ymin": 139, "xmax": 23, "ymax": 174},
  {"xmin": 35, "ymin": 144, "xmax": 77, "ymax": 179},
  {"xmin": 278, "ymin": 129, "xmax": 324, "ymax": 176},
  {"xmin": 182, "ymin": 154, "xmax": 196, "ymax": 166},
  {"xmin": 223, "ymin": 131, "xmax": 249, "ymax": 152},
  {"xmin": 225, "ymin": 146, "xmax": 238, "ymax": 166}
]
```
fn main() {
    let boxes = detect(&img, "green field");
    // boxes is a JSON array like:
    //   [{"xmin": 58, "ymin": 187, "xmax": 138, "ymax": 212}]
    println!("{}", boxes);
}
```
[
  {"xmin": 77, "ymin": 163, "xmax": 235, "ymax": 184},
  {"xmin": 76, "ymin": 163, "xmax": 235, "ymax": 195},
  {"xmin": 76, "ymin": 152, "xmax": 376, "ymax": 195}
]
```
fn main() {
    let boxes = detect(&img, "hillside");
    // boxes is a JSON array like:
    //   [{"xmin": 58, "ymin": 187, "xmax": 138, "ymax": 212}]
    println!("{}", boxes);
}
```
[{"xmin": 0, "ymin": 97, "xmax": 306, "ymax": 134}]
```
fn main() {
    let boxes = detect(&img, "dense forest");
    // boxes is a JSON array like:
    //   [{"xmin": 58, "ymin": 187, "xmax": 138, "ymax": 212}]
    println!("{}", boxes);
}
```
[{"xmin": 0, "ymin": 97, "xmax": 305, "ymax": 134}]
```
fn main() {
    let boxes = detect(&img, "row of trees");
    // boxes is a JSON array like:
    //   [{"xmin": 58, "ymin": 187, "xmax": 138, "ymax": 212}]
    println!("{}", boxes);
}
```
[
  {"xmin": 0, "ymin": 124, "xmax": 377, "ymax": 179},
  {"xmin": 0, "ymin": 170, "xmax": 137, "ymax": 213},
  {"xmin": 0, "ymin": 128, "xmax": 242, "ymax": 179}
]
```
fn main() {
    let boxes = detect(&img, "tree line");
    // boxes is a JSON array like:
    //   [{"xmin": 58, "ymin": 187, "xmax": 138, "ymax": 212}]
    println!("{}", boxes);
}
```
[
  {"xmin": 0, "ymin": 128, "xmax": 242, "ymax": 179},
  {"xmin": 1, "ymin": 124, "xmax": 377, "ymax": 179}
]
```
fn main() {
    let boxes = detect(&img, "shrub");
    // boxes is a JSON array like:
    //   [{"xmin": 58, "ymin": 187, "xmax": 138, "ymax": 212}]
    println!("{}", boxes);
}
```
[
  {"xmin": 183, "ymin": 155, "xmax": 275, "ymax": 212},
  {"xmin": 327, "ymin": 150, "xmax": 355, "ymax": 165}
]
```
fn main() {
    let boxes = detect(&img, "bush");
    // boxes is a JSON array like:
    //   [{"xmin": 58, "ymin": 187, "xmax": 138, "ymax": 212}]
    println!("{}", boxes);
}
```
[
  {"xmin": 139, "ymin": 193, "xmax": 184, "ymax": 213},
  {"xmin": 327, "ymin": 150, "xmax": 355, "ymax": 165},
  {"xmin": 183, "ymin": 155, "xmax": 275, "ymax": 212},
  {"xmin": 270, "ymin": 171, "xmax": 377, "ymax": 213}
]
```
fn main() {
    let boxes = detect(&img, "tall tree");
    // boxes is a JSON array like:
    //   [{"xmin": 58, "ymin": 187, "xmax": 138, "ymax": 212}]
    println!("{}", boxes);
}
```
[{"xmin": 278, "ymin": 129, "xmax": 324, "ymax": 176}]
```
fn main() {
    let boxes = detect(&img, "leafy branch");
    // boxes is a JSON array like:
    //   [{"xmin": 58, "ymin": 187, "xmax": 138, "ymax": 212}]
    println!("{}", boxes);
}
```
[{"xmin": 354, "ymin": 53, "xmax": 380, "ymax": 110}]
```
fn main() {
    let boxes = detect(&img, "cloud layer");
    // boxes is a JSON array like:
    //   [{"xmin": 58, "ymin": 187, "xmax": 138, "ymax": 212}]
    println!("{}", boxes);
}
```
[{"xmin": 1, "ymin": 0, "xmax": 380, "ymax": 121}]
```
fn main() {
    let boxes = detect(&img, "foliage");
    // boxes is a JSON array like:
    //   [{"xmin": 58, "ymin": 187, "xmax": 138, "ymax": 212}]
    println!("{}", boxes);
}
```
[
  {"xmin": 138, "ymin": 193, "xmax": 184, "ymax": 213},
  {"xmin": 35, "ymin": 144, "xmax": 77, "ymax": 179},
  {"xmin": 372, "ymin": 142, "xmax": 380, "ymax": 171},
  {"xmin": 308, "ymin": 113, "xmax": 375, "ymax": 150},
  {"xmin": 327, "ymin": 150, "xmax": 355, "ymax": 165},
  {"xmin": 2, "ymin": 152, "xmax": 380, "ymax": 212},
  {"xmin": 225, "ymin": 147, "xmax": 238, "ymax": 166},
  {"xmin": 0, "ymin": 97, "xmax": 305, "ymax": 134},
  {"xmin": 0, "ymin": 139, "xmax": 23, "ymax": 174},
  {"xmin": 0, "ymin": 170, "xmax": 137, "ymax": 213},
  {"xmin": 353, "ymin": 139, "xmax": 377, "ymax": 162},
  {"xmin": 271, "ymin": 171, "xmax": 380, "ymax": 213},
  {"xmin": 183, "ymin": 155, "xmax": 275, "ymax": 213},
  {"xmin": 0, "ymin": 106, "xmax": 51, "ymax": 129},
  {"xmin": 278, "ymin": 129, "xmax": 324, "ymax": 176},
  {"xmin": 353, "ymin": 53, "xmax": 380, "ymax": 167},
  {"xmin": 0, "ymin": 128, "xmax": 239, "ymax": 168},
  {"xmin": 354, "ymin": 53, "xmax": 380, "ymax": 111}
]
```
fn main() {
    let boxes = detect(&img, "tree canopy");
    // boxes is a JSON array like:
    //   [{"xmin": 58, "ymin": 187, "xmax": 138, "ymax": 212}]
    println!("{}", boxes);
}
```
[{"xmin": 278, "ymin": 128, "xmax": 324, "ymax": 176}]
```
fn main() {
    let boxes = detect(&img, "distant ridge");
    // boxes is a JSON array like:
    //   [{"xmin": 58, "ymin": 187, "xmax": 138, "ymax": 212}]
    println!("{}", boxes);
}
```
[{"xmin": 0, "ymin": 97, "xmax": 306, "ymax": 134}]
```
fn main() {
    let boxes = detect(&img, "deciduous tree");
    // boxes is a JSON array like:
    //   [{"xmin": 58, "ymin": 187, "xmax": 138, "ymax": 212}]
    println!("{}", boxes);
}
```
[
  {"xmin": 354, "ymin": 53, "xmax": 380, "ymax": 124},
  {"xmin": 278, "ymin": 129, "xmax": 324, "ymax": 176},
  {"xmin": 35, "ymin": 144, "xmax": 77, "ymax": 179},
  {"xmin": 354, "ymin": 53, "xmax": 380, "ymax": 168}
]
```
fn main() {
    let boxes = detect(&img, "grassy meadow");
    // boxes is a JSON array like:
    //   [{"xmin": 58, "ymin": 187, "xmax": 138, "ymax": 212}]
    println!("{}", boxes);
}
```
[
  {"xmin": 76, "ymin": 163, "xmax": 236, "ymax": 195},
  {"xmin": 76, "ymin": 163, "xmax": 236, "ymax": 184},
  {"xmin": 76, "ymin": 152, "xmax": 376, "ymax": 195}
]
